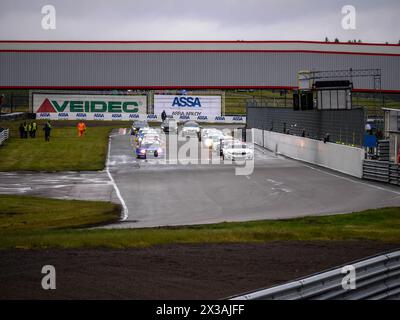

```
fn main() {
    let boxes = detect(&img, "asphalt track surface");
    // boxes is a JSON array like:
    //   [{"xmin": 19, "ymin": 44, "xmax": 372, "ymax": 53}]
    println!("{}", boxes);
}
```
[
  {"xmin": 1, "ymin": 126, "xmax": 399, "ymax": 228},
  {"xmin": 0, "ymin": 171, "xmax": 116, "ymax": 202},
  {"xmin": 105, "ymin": 128, "xmax": 400, "ymax": 228}
]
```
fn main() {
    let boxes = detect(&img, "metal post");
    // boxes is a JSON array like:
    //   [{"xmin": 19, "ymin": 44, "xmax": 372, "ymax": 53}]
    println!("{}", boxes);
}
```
[{"xmin": 10, "ymin": 94, "xmax": 14, "ymax": 113}]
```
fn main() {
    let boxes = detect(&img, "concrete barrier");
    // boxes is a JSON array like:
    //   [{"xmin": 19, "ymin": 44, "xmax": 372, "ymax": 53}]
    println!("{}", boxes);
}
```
[
  {"xmin": 257, "ymin": 129, "xmax": 364, "ymax": 178},
  {"xmin": 253, "ymin": 128, "xmax": 264, "ymax": 146}
]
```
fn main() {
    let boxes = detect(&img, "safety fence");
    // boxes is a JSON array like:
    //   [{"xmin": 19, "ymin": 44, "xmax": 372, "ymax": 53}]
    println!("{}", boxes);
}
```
[
  {"xmin": 247, "ymin": 106, "xmax": 365, "ymax": 147},
  {"xmin": 0, "ymin": 128, "xmax": 9, "ymax": 146},
  {"xmin": 363, "ymin": 160, "xmax": 400, "ymax": 186},
  {"xmin": 230, "ymin": 250, "xmax": 400, "ymax": 300}
]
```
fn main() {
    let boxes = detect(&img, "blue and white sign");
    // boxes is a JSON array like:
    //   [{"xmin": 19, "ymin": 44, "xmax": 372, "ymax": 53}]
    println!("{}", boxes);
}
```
[
  {"xmin": 35, "ymin": 112, "xmax": 246, "ymax": 123},
  {"xmin": 154, "ymin": 95, "xmax": 221, "ymax": 118}
]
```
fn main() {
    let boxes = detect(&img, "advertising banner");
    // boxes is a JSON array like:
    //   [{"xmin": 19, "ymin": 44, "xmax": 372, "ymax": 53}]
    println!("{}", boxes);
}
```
[
  {"xmin": 33, "ymin": 93, "xmax": 147, "ymax": 120},
  {"xmin": 154, "ymin": 95, "xmax": 221, "ymax": 118}
]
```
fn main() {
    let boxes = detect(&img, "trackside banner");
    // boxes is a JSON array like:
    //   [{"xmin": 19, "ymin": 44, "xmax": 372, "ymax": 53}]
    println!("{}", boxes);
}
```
[
  {"xmin": 33, "ymin": 94, "xmax": 147, "ymax": 120},
  {"xmin": 154, "ymin": 95, "xmax": 221, "ymax": 118}
]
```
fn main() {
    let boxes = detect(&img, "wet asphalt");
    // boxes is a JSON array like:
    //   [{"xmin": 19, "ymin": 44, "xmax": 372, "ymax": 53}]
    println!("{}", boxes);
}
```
[{"xmin": 1, "ymin": 127, "xmax": 400, "ymax": 228}]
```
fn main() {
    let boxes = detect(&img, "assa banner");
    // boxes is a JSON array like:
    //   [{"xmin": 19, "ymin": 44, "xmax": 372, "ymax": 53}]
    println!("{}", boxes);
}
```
[
  {"xmin": 33, "ymin": 94, "xmax": 147, "ymax": 120},
  {"xmin": 154, "ymin": 95, "xmax": 221, "ymax": 118}
]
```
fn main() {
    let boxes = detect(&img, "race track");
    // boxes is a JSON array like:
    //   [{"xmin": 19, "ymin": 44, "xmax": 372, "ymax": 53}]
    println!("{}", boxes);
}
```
[{"xmin": 105, "ymin": 129, "xmax": 400, "ymax": 228}]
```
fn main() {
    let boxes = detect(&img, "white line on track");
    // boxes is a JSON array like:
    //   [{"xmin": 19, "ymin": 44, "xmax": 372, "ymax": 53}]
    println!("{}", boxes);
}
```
[{"xmin": 106, "ymin": 135, "xmax": 129, "ymax": 221}]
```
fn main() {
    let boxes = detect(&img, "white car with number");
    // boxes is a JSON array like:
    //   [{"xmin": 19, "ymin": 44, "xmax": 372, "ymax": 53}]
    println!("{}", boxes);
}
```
[
  {"xmin": 181, "ymin": 121, "xmax": 201, "ymax": 137},
  {"xmin": 137, "ymin": 128, "xmax": 159, "ymax": 142},
  {"xmin": 202, "ymin": 130, "xmax": 223, "ymax": 148},
  {"xmin": 222, "ymin": 142, "xmax": 254, "ymax": 160},
  {"xmin": 214, "ymin": 137, "xmax": 241, "ymax": 155}
]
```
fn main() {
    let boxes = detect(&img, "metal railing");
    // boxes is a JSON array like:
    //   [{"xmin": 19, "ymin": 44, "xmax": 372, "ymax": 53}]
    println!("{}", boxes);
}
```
[
  {"xmin": 0, "ymin": 128, "xmax": 9, "ymax": 146},
  {"xmin": 230, "ymin": 250, "xmax": 400, "ymax": 300},
  {"xmin": 363, "ymin": 160, "xmax": 400, "ymax": 186}
]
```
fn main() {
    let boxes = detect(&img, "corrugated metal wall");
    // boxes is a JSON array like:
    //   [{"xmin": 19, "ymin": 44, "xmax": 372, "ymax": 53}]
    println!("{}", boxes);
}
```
[{"xmin": 0, "ymin": 51, "xmax": 399, "ymax": 90}]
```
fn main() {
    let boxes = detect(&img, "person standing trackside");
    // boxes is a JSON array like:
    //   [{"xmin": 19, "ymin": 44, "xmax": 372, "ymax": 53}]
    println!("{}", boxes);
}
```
[
  {"xmin": 31, "ymin": 121, "xmax": 37, "ymax": 138},
  {"xmin": 161, "ymin": 110, "xmax": 167, "ymax": 122},
  {"xmin": 27, "ymin": 122, "xmax": 32, "ymax": 138},
  {"xmin": 19, "ymin": 123, "xmax": 24, "ymax": 139},
  {"xmin": 77, "ymin": 121, "xmax": 87, "ymax": 137},
  {"xmin": 23, "ymin": 122, "xmax": 28, "ymax": 139},
  {"xmin": 43, "ymin": 121, "xmax": 52, "ymax": 142}
]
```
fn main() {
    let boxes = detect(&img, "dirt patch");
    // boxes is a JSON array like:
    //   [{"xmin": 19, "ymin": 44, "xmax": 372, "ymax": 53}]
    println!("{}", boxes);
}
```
[{"xmin": 0, "ymin": 241, "xmax": 398, "ymax": 300}]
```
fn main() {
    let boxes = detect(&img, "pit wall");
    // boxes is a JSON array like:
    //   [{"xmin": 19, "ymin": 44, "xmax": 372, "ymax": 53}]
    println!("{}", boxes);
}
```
[{"xmin": 253, "ymin": 129, "xmax": 365, "ymax": 178}]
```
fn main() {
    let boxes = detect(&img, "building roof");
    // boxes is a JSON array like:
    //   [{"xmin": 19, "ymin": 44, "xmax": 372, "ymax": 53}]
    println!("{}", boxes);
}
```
[{"xmin": 0, "ymin": 40, "xmax": 399, "ymax": 55}]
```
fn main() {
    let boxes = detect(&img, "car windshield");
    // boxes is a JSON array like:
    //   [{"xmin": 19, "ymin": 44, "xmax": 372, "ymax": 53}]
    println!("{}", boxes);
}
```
[
  {"xmin": 231, "ymin": 144, "xmax": 247, "ymax": 149},
  {"xmin": 223, "ymin": 139, "xmax": 235, "ymax": 145},
  {"xmin": 206, "ymin": 130, "xmax": 222, "ymax": 137},
  {"xmin": 211, "ymin": 136, "xmax": 223, "ymax": 141},
  {"xmin": 144, "ymin": 135, "xmax": 159, "ymax": 140},
  {"xmin": 134, "ymin": 121, "xmax": 147, "ymax": 127},
  {"xmin": 184, "ymin": 122, "xmax": 199, "ymax": 127},
  {"xmin": 142, "ymin": 141, "xmax": 160, "ymax": 148},
  {"xmin": 164, "ymin": 120, "xmax": 177, "ymax": 126}
]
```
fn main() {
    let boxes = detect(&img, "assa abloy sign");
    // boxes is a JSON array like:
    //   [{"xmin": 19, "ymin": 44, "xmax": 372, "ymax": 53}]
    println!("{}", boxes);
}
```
[{"xmin": 154, "ymin": 95, "xmax": 221, "ymax": 118}]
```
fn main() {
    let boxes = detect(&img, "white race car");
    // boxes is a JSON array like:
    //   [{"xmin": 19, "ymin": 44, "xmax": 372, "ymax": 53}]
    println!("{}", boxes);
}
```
[
  {"xmin": 222, "ymin": 142, "xmax": 254, "ymax": 160},
  {"xmin": 202, "ymin": 130, "xmax": 224, "ymax": 148},
  {"xmin": 136, "ymin": 128, "xmax": 160, "ymax": 143},
  {"xmin": 214, "ymin": 137, "xmax": 241, "ymax": 155},
  {"xmin": 181, "ymin": 121, "xmax": 201, "ymax": 137}
]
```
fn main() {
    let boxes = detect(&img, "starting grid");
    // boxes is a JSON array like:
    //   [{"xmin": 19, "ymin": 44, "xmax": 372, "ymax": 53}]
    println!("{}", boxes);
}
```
[{"xmin": 35, "ymin": 113, "xmax": 246, "ymax": 124}]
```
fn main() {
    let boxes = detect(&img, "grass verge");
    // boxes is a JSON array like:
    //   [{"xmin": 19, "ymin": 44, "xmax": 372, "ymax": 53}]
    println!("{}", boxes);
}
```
[
  {"xmin": 0, "ymin": 194, "xmax": 399, "ymax": 249},
  {"xmin": 0, "ymin": 195, "xmax": 121, "ymax": 231},
  {"xmin": 0, "ymin": 120, "xmax": 127, "ymax": 171}
]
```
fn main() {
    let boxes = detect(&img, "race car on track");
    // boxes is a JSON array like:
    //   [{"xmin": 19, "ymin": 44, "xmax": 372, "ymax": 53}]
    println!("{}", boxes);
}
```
[
  {"xmin": 215, "ymin": 137, "xmax": 241, "ymax": 156},
  {"xmin": 181, "ymin": 121, "xmax": 201, "ymax": 138},
  {"xmin": 202, "ymin": 130, "xmax": 225, "ymax": 148},
  {"xmin": 136, "ymin": 139, "xmax": 163, "ymax": 159},
  {"xmin": 136, "ymin": 128, "xmax": 160, "ymax": 143},
  {"xmin": 161, "ymin": 119, "xmax": 178, "ymax": 134},
  {"xmin": 222, "ymin": 142, "xmax": 254, "ymax": 161},
  {"xmin": 201, "ymin": 128, "xmax": 220, "ymax": 140},
  {"xmin": 131, "ymin": 120, "xmax": 149, "ymax": 135}
]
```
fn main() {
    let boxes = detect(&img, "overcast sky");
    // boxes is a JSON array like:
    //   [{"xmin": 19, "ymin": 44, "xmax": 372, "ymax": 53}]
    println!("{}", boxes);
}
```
[{"xmin": 0, "ymin": 0, "xmax": 399, "ymax": 43}]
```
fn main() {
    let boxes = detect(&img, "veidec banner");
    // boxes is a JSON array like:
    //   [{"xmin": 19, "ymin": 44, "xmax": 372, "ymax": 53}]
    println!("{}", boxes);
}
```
[{"xmin": 33, "ymin": 93, "xmax": 147, "ymax": 120}]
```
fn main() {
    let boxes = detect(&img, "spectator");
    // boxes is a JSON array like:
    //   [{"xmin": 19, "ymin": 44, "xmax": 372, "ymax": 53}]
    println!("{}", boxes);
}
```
[
  {"xmin": 31, "ymin": 121, "xmax": 37, "ymax": 138},
  {"xmin": 43, "ymin": 121, "xmax": 52, "ymax": 142},
  {"xmin": 23, "ymin": 122, "xmax": 28, "ymax": 139},
  {"xmin": 161, "ymin": 110, "xmax": 167, "ymax": 122},
  {"xmin": 77, "ymin": 121, "xmax": 87, "ymax": 137},
  {"xmin": 323, "ymin": 133, "xmax": 330, "ymax": 143},
  {"xmin": 19, "ymin": 123, "xmax": 24, "ymax": 139}
]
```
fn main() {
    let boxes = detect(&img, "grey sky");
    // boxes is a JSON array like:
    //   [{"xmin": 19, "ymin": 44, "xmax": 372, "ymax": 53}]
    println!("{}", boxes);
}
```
[{"xmin": 0, "ymin": 0, "xmax": 399, "ymax": 42}]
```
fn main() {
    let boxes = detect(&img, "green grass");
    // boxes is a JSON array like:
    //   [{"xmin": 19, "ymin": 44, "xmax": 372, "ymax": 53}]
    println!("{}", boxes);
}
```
[
  {"xmin": 0, "ymin": 194, "xmax": 399, "ymax": 249},
  {"xmin": 0, "ymin": 121, "xmax": 127, "ymax": 171},
  {"xmin": 0, "ymin": 195, "xmax": 120, "ymax": 231}
]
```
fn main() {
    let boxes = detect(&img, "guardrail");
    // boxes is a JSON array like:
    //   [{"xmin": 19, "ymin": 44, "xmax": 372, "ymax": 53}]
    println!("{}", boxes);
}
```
[
  {"xmin": 230, "ymin": 250, "xmax": 400, "ymax": 300},
  {"xmin": 0, "ymin": 112, "xmax": 27, "ymax": 121},
  {"xmin": 0, "ymin": 128, "xmax": 9, "ymax": 146},
  {"xmin": 363, "ymin": 160, "xmax": 400, "ymax": 186}
]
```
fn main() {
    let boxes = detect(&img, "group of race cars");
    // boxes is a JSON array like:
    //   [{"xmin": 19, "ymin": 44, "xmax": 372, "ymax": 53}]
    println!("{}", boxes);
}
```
[{"xmin": 131, "ymin": 119, "xmax": 254, "ymax": 161}]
